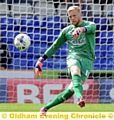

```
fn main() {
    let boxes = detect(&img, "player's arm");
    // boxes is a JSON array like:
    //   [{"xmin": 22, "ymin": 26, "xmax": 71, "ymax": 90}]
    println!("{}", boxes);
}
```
[
  {"xmin": 72, "ymin": 22, "xmax": 96, "ymax": 38},
  {"xmin": 44, "ymin": 31, "xmax": 67, "ymax": 58},
  {"xmin": 84, "ymin": 22, "xmax": 96, "ymax": 33},
  {"xmin": 34, "ymin": 29, "xmax": 67, "ymax": 76}
]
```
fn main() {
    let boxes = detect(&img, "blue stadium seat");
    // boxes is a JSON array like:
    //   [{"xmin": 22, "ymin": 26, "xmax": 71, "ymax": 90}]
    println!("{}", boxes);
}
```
[
  {"xmin": 8, "ymin": 44, "xmax": 24, "ymax": 58},
  {"xmin": 100, "ymin": 58, "xmax": 114, "ymax": 70},
  {"xmin": 8, "ymin": 43, "xmax": 33, "ymax": 58},
  {"xmin": 23, "ymin": 48, "xmax": 35, "ymax": 58},
  {"xmin": 49, "ymin": 43, "xmax": 68, "ymax": 58},
  {"xmin": 8, "ymin": 44, "xmax": 18, "ymax": 57},
  {"xmin": 42, "ymin": 58, "xmax": 54, "ymax": 69},
  {"xmin": 53, "ymin": 16, "xmax": 65, "ymax": 28},
  {"xmin": 33, "ymin": 33, "xmax": 40, "ymax": 41},
  {"xmin": 0, "ymin": 17, "xmax": 17, "ymax": 30},
  {"xmin": 11, "ymin": 58, "xmax": 28, "ymax": 69},
  {"xmin": 100, "ymin": 44, "xmax": 114, "ymax": 57},
  {"xmin": 53, "ymin": 58, "xmax": 67, "ymax": 69},
  {"xmin": 1, "ymin": 31, "xmax": 10, "ymax": 43},
  {"xmin": 48, "ymin": 29, "xmax": 60, "ymax": 43},
  {"xmin": 93, "ymin": 57, "xmax": 113, "ymax": 70},
  {"xmin": 1, "ymin": 31, "xmax": 20, "ymax": 43},
  {"xmin": 27, "ymin": 32, "xmax": 40, "ymax": 43},
  {"xmin": 40, "ymin": 28, "xmax": 60, "ymax": 44},
  {"xmin": 20, "ymin": 16, "xmax": 40, "ymax": 31},
  {"xmin": 40, "ymin": 29, "xmax": 53, "ymax": 44},
  {"xmin": 8, "ymin": 64, "xmax": 13, "ymax": 69},
  {"xmin": 106, "ymin": 44, "xmax": 114, "ymax": 57},
  {"xmin": 101, "ymin": 31, "xmax": 114, "ymax": 43},
  {"xmin": 100, "ymin": 58, "xmax": 107, "ymax": 70},
  {"xmin": 95, "ymin": 45, "xmax": 106, "ymax": 57},
  {"xmin": 39, "ymin": 43, "xmax": 48, "ymax": 54},
  {"xmin": 40, "ymin": 34, "xmax": 48, "ymax": 42},
  {"xmin": 31, "ymin": 42, "xmax": 49, "ymax": 57},
  {"xmin": 7, "ymin": 31, "xmax": 14, "ymax": 43},
  {"xmin": 93, "ymin": 17, "xmax": 112, "ymax": 31},
  {"xmin": 1, "ymin": 31, "xmax": 7, "ymax": 43},
  {"xmin": 41, "ymin": 16, "xmax": 64, "ymax": 29},
  {"xmin": 32, "ymin": 29, "xmax": 52, "ymax": 45},
  {"xmin": 87, "ymin": 44, "xmax": 114, "ymax": 70},
  {"xmin": 54, "ymin": 29, "xmax": 60, "ymax": 36},
  {"xmin": 21, "ymin": 29, "xmax": 40, "ymax": 43},
  {"xmin": 97, "ymin": 44, "xmax": 114, "ymax": 57},
  {"xmin": 6, "ymin": 0, "xmax": 27, "ymax": 3},
  {"xmin": 61, "ymin": 44, "xmax": 68, "ymax": 57},
  {"xmin": 53, "ymin": 50, "xmax": 61, "ymax": 58},
  {"xmin": 93, "ymin": 57, "xmax": 101, "ymax": 70},
  {"xmin": 27, "ymin": 59, "xmax": 37, "ymax": 69},
  {"xmin": 95, "ymin": 31, "xmax": 100, "ymax": 43},
  {"xmin": 93, "ymin": 57, "xmax": 114, "ymax": 70}
]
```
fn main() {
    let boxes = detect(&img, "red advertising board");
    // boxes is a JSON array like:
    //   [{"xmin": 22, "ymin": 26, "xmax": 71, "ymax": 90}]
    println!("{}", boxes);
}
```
[{"xmin": 7, "ymin": 79, "xmax": 99, "ymax": 103}]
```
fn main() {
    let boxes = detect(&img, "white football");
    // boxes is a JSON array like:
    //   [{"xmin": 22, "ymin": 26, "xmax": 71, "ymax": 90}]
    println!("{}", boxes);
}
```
[{"xmin": 14, "ymin": 33, "xmax": 31, "ymax": 51}]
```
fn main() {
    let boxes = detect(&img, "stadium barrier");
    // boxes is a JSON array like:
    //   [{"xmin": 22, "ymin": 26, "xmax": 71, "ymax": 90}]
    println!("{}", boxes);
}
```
[{"xmin": 0, "ymin": 70, "xmax": 114, "ymax": 103}]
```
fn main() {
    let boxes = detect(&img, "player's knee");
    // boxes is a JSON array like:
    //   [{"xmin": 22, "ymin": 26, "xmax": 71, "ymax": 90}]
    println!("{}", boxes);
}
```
[
  {"xmin": 72, "ymin": 73, "xmax": 80, "ymax": 78},
  {"xmin": 68, "ymin": 82, "xmax": 74, "ymax": 92},
  {"xmin": 69, "ymin": 87, "xmax": 74, "ymax": 92},
  {"xmin": 70, "ymin": 66, "xmax": 81, "ymax": 76},
  {"xmin": 81, "ymin": 81, "xmax": 84, "ymax": 84}
]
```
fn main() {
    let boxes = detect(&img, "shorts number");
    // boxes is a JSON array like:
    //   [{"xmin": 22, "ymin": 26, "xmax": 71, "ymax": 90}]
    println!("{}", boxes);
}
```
[{"xmin": 85, "ymin": 70, "xmax": 89, "ymax": 77}]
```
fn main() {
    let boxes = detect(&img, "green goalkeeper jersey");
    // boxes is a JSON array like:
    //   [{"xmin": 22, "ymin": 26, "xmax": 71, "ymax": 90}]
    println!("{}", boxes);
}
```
[{"xmin": 44, "ymin": 20, "xmax": 96, "ymax": 62}]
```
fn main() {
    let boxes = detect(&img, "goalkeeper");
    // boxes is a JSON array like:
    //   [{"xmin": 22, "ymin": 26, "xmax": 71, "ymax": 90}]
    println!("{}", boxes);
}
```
[{"xmin": 35, "ymin": 6, "xmax": 96, "ymax": 116}]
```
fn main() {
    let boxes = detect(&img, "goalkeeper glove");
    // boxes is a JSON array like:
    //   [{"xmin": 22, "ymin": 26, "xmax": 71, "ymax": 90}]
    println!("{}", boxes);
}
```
[
  {"xmin": 34, "ymin": 57, "xmax": 44, "ymax": 76},
  {"xmin": 34, "ymin": 55, "xmax": 48, "ymax": 76},
  {"xmin": 72, "ymin": 27, "xmax": 86, "ymax": 39}
]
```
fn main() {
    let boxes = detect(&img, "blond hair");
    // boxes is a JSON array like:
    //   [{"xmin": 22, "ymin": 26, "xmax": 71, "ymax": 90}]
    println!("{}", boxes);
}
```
[{"xmin": 67, "ymin": 6, "xmax": 81, "ymax": 13}]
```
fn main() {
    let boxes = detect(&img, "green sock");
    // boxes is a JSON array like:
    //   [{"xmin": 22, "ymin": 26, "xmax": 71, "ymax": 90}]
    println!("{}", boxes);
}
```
[
  {"xmin": 44, "ymin": 89, "xmax": 74, "ymax": 110},
  {"xmin": 72, "ymin": 75, "xmax": 83, "ymax": 98}
]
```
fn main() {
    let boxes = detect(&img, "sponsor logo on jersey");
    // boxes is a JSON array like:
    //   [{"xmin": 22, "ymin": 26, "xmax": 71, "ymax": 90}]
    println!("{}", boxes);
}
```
[{"xmin": 68, "ymin": 36, "xmax": 86, "ymax": 45}]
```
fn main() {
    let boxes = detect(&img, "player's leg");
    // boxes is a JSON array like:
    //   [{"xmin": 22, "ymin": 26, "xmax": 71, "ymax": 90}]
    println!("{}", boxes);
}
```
[
  {"xmin": 69, "ymin": 58, "xmax": 93, "ymax": 107},
  {"xmin": 40, "ymin": 58, "xmax": 93, "ymax": 115},
  {"xmin": 70, "ymin": 64, "xmax": 85, "ymax": 107},
  {"xmin": 67, "ymin": 58, "xmax": 87, "ymax": 107},
  {"xmin": 67, "ymin": 81, "xmax": 85, "ymax": 107},
  {"xmin": 40, "ymin": 86, "xmax": 74, "ymax": 116},
  {"xmin": 70, "ymin": 65, "xmax": 82, "ymax": 97},
  {"xmin": 42, "ymin": 88, "xmax": 74, "ymax": 109},
  {"xmin": 40, "ymin": 60, "xmax": 82, "ymax": 115},
  {"xmin": 67, "ymin": 59, "xmax": 83, "ymax": 98},
  {"xmin": 78, "ymin": 58, "xmax": 93, "ymax": 107}
]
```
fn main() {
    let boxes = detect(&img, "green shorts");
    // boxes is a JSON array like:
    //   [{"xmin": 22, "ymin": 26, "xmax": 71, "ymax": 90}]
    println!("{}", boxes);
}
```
[{"xmin": 67, "ymin": 57, "xmax": 93, "ymax": 82}]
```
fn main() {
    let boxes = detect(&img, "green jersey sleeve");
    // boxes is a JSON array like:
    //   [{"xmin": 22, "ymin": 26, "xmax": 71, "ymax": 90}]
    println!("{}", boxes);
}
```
[
  {"xmin": 84, "ymin": 21, "xmax": 96, "ymax": 33},
  {"xmin": 44, "ymin": 29, "xmax": 67, "ymax": 58}
]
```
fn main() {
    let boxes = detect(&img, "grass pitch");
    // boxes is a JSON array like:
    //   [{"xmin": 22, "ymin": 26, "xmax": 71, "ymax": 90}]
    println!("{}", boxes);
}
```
[{"xmin": 0, "ymin": 103, "xmax": 114, "ymax": 112}]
